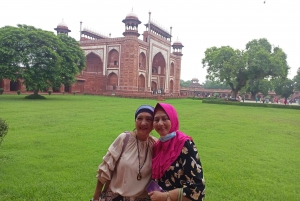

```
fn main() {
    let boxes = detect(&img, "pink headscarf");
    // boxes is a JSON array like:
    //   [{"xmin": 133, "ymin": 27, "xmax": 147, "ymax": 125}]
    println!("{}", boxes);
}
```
[{"xmin": 152, "ymin": 103, "xmax": 192, "ymax": 179}]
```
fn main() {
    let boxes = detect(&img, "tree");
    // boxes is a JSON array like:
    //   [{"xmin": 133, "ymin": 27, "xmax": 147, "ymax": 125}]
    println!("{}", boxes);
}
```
[
  {"xmin": 56, "ymin": 34, "xmax": 86, "ymax": 86},
  {"xmin": 0, "ymin": 25, "xmax": 85, "ymax": 95},
  {"xmin": 202, "ymin": 38, "xmax": 289, "ymax": 98},
  {"xmin": 180, "ymin": 79, "xmax": 192, "ymax": 87},
  {"xmin": 202, "ymin": 80, "xmax": 231, "ymax": 89},
  {"xmin": 274, "ymin": 78, "xmax": 294, "ymax": 104},
  {"xmin": 247, "ymin": 79, "xmax": 272, "ymax": 99},
  {"xmin": 294, "ymin": 67, "xmax": 300, "ymax": 91}
]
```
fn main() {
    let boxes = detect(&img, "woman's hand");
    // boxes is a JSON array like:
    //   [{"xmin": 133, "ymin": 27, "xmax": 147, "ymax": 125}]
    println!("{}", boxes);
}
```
[{"xmin": 148, "ymin": 191, "xmax": 167, "ymax": 201}]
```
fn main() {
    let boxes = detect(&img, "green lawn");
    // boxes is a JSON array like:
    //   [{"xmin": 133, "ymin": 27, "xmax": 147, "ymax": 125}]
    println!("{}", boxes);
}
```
[{"xmin": 0, "ymin": 94, "xmax": 299, "ymax": 201}]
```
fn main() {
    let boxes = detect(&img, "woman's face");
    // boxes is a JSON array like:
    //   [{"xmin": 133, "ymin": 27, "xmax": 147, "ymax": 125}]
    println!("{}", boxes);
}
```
[
  {"xmin": 153, "ymin": 108, "xmax": 171, "ymax": 137},
  {"xmin": 135, "ymin": 112, "xmax": 153, "ymax": 138}
]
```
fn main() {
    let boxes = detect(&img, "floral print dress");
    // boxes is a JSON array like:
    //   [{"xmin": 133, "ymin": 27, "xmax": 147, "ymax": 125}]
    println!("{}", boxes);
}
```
[{"xmin": 155, "ymin": 140, "xmax": 205, "ymax": 201}]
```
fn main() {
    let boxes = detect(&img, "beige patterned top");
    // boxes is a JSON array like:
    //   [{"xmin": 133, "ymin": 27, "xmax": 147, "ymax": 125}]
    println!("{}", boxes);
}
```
[{"xmin": 97, "ymin": 132, "xmax": 157, "ymax": 198}]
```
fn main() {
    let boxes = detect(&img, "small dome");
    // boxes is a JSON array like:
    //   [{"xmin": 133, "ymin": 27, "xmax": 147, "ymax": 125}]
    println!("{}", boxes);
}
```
[
  {"xmin": 192, "ymin": 78, "xmax": 199, "ymax": 81},
  {"xmin": 125, "ymin": 9, "xmax": 139, "ymax": 20},
  {"xmin": 173, "ymin": 37, "xmax": 182, "ymax": 45},
  {"xmin": 57, "ymin": 19, "xmax": 68, "ymax": 29}
]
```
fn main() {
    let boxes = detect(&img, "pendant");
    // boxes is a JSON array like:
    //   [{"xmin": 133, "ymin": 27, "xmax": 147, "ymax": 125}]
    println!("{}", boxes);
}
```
[{"xmin": 137, "ymin": 172, "xmax": 142, "ymax": 180}]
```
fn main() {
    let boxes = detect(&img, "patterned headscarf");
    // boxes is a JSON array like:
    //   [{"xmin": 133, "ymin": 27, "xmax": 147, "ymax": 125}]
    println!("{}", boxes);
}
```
[{"xmin": 152, "ymin": 103, "xmax": 192, "ymax": 179}]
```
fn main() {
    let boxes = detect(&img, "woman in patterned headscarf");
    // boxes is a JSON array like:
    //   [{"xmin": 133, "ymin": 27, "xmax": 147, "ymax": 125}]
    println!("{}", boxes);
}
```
[
  {"xmin": 92, "ymin": 105, "xmax": 156, "ymax": 201},
  {"xmin": 149, "ymin": 103, "xmax": 205, "ymax": 201}
]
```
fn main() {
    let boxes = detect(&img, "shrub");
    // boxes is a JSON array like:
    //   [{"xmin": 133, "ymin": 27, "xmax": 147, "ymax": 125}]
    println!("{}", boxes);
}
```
[
  {"xmin": 0, "ymin": 118, "xmax": 9, "ymax": 147},
  {"xmin": 202, "ymin": 98, "xmax": 300, "ymax": 110},
  {"xmin": 73, "ymin": 92, "xmax": 76, "ymax": 95},
  {"xmin": 0, "ymin": 88, "xmax": 4, "ymax": 95},
  {"xmin": 17, "ymin": 90, "xmax": 21, "ymax": 95},
  {"xmin": 25, "ymin": 94, "xmax": 46, "ymax": 99},
  {"xmin": 62, "ymin": 91, "xmax": 65, "ymax": 95},
  {"xmin": 48, "ymin": 90, "xmax": 52, "ymax": 95}
]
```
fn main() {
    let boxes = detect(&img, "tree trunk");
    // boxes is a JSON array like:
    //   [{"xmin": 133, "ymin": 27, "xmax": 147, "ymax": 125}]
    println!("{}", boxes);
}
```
[
  {"xmin": 231, "ymin": 89, "xmax": 238, "ymax": 99},
  {"xmin": 34, "ymin": 90, "xmax": 38, "ymax": 95}
]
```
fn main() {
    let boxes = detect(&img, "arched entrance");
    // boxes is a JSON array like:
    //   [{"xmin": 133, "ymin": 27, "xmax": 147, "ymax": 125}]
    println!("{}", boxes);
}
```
[
  {"xmin": 0, "ymin": 79, "xmax": 4, "ymax": 89},
  {"xmin": 151, "ymin": 81, "xmax": 157, "ymax": 94},
  {"xmin": 138, "ymin": 74, "xmax": 145, "ymax": 91},
  {"xmin": 10, "ymin": 80, "xmax": 21, "ymax": 91},
  {"xmin": 152, "ymin": 52, "xmax": 166, "ymax": 91},
  {"xmin": 107, "ymin": 73, "xmax": 118, "ymax": 90},
  {"xmin": 85, "ymin": 53, "xmax": 103, "ymax": 73},
  {"xmin": 64, "ymin": 84, "xmax": 70, "ymax": 92}
]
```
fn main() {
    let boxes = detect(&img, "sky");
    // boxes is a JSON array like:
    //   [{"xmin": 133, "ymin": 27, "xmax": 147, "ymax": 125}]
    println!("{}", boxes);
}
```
[{"xmin": 1, "ymin": 0, "xmax": 300, "ymax": 83}]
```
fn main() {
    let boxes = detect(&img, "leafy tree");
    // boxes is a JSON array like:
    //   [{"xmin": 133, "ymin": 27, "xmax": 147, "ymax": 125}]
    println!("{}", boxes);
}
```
[
  {"xmin": 180, "ymin": 79, "xmax": 192, "ymax": 87},
  {"xmin": 274, "ymin": 78, "xmax": 294, "ymax": 103},
  {"xmin": 202, "ymin": 38, "xmax": 289, "ymax": 98},
  {"xmin": 202, "ymin": 80, "xmax": 231, "ymax": 89},
  {"xmin": 247, "ymin": 79, "xmax": 272, "ymax": 99},
  {"xmin": 294, "ymin": 67, "xmax": 300, "ymax": 91},
  {"xmin": 0, "ymin": 25, "xmax": 85, "ymax": 95},
  {"xmin": 56, "ymin": 34, "xmax": 86, "ymax": 86}
]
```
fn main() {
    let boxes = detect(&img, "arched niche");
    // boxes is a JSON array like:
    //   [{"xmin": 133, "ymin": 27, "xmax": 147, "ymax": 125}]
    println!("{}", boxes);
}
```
[
  {"xmin": 170, "ymin": 62, "xmax": 175, "ymax": 76},
  {"xmin": 85, "ymin": 52, "xmax": 103, "ymax": 73},
  {"xmin": 108, "ymin": 49, "xmax": 119, "ymax": 68},
  {"xmin": 107, "ymin": 72, "xmax": 118, "ymax": 89},
  {"xmin": 169, "ymin": 80, "xmax": 174, "ymax": 93},
  {"xmin": 138, "ymin": 74, "xmax": 145, "ymax": 90},
  {"xmin": 151, "ymin": 81, "xmax": 157, "ymax": 92},
  {"xmin": 139, "ymin": 52, "xmax": 146, "ymax": 69}
]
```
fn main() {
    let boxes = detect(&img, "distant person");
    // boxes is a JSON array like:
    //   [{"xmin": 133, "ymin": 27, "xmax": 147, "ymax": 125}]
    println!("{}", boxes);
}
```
[
  {"xmin": 255, "ymin": 97, "xmax": 258, "ymax": 103},
  {"xmin": 91, "ymin": 105, "xmax": 156, "ymax": 201}
]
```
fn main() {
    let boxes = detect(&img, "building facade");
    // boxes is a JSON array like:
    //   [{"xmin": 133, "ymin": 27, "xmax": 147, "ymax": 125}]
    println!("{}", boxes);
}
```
[{"xmin": 62, "ymin": 11, "xmax": 183, "ymax": 97}]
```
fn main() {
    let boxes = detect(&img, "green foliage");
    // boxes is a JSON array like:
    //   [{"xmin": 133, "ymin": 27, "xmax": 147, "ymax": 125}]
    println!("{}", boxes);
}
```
[
  {"xmin": 202, "ymin": 38, "xmax": 289, "ymax": 98},
  {"xmin": 0, "ymin": 118, "xmax": 9, "ymax": 147},
  {"xmin": 294, "ymin": 67, "xmax": 300, "ymax": 91},
  {"xmin": 274, "ymin": 78, "xmax": 294, "ymax": 99},
  {"xmin": 247, "ymin": 79, "xmax": 272, "ymax": 98},
  {"xmin": 17, "ymin": 90, "xmax": 20, "ymax": 95},
  {"xmin": 202, "ymin": 80, "xmax": 231, "ymax": 89},
  {"xmin": 0, "ymin": 88, "xmax": 3, "ymax": 95},
  {"xmin": 0, "ymin": 25, "xmax": 86, "ymax": 95},
  {"xmin": 73, "ymin": 92, "xmax": 76, "ymax": 95},
  {"xmin": 180, "ymin": 79, "xmax": 192, "ymax": 87},
  {"xmin": 24, "ymin": 94, "xmax": 46, "ymax": 99},
  {"xmin": 48, "ymin": 90, "xmax": 52, "ymax": 95}
]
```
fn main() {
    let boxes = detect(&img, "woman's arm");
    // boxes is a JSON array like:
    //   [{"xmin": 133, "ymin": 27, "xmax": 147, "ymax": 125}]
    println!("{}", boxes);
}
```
[
  {"xmin": 92, "ymin": 179, "xmax": 104, "ymax": 201},
  {"xmin": 149, "ymin": 188, "xmax": 190, "ymax": 201},
  {"xmin": 181, "ymin": 141, "xmax": 205, "ymax": 201}
]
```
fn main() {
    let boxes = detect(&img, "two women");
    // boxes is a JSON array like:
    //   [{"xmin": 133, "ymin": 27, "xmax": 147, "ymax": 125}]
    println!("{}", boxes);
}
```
[
  {"xmin": 93, "ymin": 103, "xmax": 205, "ymax": 201},
  {"xmin": 92, "ymin": 105, "xmax": 156, "ymax": 201},
  {"xmin": 149, "ymin": 103, "xmax": 205, "ymax": 201}
]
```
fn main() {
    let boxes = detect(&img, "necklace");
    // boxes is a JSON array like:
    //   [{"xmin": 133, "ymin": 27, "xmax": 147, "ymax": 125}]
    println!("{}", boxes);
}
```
[{"xmin": 136, "ymin": 135, "xmax": 149, "ymax": 181}]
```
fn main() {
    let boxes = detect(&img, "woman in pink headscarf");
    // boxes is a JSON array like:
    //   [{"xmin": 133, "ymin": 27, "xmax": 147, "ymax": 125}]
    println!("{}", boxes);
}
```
[{"xmin": 148, "ymin": 103, "xmax": 205, "ymax": 201}]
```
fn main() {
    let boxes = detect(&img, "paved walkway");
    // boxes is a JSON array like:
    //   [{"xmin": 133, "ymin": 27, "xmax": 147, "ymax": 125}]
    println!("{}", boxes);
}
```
[{"xmin": 242, "ymin": 100, "xmax": 300, "ymax": 106}]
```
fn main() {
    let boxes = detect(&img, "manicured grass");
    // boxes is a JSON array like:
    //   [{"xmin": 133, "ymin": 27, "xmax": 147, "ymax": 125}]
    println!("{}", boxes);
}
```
[{"xmin": 0, "ymin": 94, "xmax": 299, "ymax": 201}]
